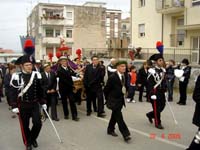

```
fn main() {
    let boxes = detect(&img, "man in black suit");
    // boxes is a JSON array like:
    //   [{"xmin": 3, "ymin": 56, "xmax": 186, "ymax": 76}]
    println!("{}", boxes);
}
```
[
  {"xmin": 41, "ymin": 64, "xmax": 59, "ymax": 121},
  {"xmin": 104, "ymin": 61, "xmax": 131, "ymax": 142},
  {"xmin": 57, "ymin": 56, "xmax": 79, "ymax": 121},
  {"xmin": 83, "ymin": 55, "xmax": 105, "ymax": 117},
  {"xmin": 137, "ymin": 61, "xmax": 148, "ymax": 102},
  {"xmin": 186, "ymin": 75, "xmax": 200, "ymax": 149}
]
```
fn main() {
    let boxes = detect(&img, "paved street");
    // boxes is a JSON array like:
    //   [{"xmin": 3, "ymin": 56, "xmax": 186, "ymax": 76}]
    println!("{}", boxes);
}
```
[{"xmin": 0, "ymin": 92, "xmax": 197, "ymax": 150}]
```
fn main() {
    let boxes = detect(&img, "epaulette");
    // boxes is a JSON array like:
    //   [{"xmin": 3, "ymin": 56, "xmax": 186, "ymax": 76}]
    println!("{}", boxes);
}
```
[
  {"xmin": 33, "ymin": 71, "xmax": 42, "ymax": 79},
  {"xmin": 148, "ymin": 68, "xmax": 156, "ymax": 75},
  {"xmin": 161, "ymin": 67, "xmax": 166, "ymax": 72},
  {"xmin": 12, "ymin": 72, "xmax": 22, "ymax": 80}
]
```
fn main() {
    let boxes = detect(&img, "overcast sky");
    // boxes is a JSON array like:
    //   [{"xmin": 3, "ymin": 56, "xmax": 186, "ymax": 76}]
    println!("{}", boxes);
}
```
[{"xmin": 0, "ymin": 0, "xmax": 130, "ymax": 51}]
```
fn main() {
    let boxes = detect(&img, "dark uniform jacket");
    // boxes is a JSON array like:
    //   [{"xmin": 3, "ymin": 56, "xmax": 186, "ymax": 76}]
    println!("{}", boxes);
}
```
[
  {"xmin": 192, "ymin": 75, "xmax": 200, "ymax": 127},
  {"xmin": 104, "ymin": 72, "xmax": 128, "ymax": 110},
  {"xmin": 9, "ymin": 71, "xmax": 46, "ymax": 109},
  {"xmin": 57, "ymin": 66, "xmax": 77, "ymax": 95},
  {"xmin": 41, "ymin": 71, "xmax": 57, "ymax": 96},
  {"xmin": 83, "ymin": 64, "xmax": 104, "ymax": 91},
  {"xmin": 181, "ymin": 66, "xmax": 191, "ymax": 84},
  {"xmin": 147, "ymin": 67, "xmax": 167, "ymax": 100}
]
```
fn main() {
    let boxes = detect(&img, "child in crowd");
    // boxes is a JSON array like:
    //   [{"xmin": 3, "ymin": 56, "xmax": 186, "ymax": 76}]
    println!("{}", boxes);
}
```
[{"xmin": 127, "ymin": 66, "xmax": 137, "ymax": 103}]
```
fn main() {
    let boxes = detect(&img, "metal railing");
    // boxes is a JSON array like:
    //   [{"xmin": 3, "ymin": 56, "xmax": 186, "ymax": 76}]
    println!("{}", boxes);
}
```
[
  {"xmin": 82, "ymin": 47, "xmax": 200, "ymax": 65},
  {"xmin": 156, "ymin": 0, "xmax": 185, "ymax": 10}
]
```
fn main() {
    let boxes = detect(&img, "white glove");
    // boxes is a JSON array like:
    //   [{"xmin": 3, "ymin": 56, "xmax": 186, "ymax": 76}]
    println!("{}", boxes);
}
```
[
  {"xmin": 151, "ymin": 95, "xmax": 157, "ymax": 100},
  {"xmin": 179, "ymin": 76, "xmax": 185, "ymax": 82},
  {"xmin": 148, "ymin": 68, "xmax": 156, "ymax": 74},
  {"xmin": 12, "ymin": 108, "xmax": 19, "ymax": 114},
  {"xmin": 42, "ymin": 104, "xmax": 47, "ymax": 110}
]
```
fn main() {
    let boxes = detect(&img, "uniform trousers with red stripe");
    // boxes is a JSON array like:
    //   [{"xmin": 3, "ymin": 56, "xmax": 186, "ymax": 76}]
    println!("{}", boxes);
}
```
[
  {"xmin": 19, "ymin": 102, "xmax": 42, "ymax": 146},
  {"xmin": 147, "ymin": 92, "xmax": 166, "ymax": 126}
]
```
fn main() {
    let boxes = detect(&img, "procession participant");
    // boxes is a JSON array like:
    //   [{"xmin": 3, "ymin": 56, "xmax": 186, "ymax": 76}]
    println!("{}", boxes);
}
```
[
  {"xmin": 9, "ymin": 54, "xmax": 47, "ymax": 150},
  {"xmin": 0, "ymin": 64, "xmax": 4, "ymax": 102},
  {"xmin": 177, "ymin": 58, "xmax": 191, "ymax": 105},
  {"xmin": 4, "ymin": 63, "xmax": 17, "ymax": 118},
  {"xmin": 146, "ymin": 54, "xmax": 167, "ymax": 129},
  {"xmin": 107, "ymin": 58, "xmax": 117, "ymax": 77},
  {"xmin": 104, "ymin": 60, "xmax": 131, "ymax": 142},
  {"xmin": 99, "ymin": 60, "xmax": 106, "ymax": 86},
  {"xmin": 33, "ymin": 59, "xmax": 43, "ymax": 72},
  {"xmin": 41, "ymin": 63, "xmax": 59, "ymax": 121},
  {"xmin": 73, "ymin": 57, "xmax": 84, "ymax": 105},
  {"xmin": 57, "ymin": 56, "xmax": 79, "ymax": 121},
  {"xmin": 166, "ymin": 60, "xmax": 176, "ymax": 102},
  {"xmin": 186, "ymin": 75, "xmax": 200, "ymax": 149},
  {"xmin": 83, "ymin": 55, "xmax": 105, "ymax": 117},
  {"xmin": 137, "ymin": 61, "xmax": 148, "ymax": 102}
]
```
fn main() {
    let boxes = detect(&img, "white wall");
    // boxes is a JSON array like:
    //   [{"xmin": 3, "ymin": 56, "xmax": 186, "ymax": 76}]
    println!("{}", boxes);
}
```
[{"xmin": 131, "ymin": 0, "xmax": 162, "ymax": 48}]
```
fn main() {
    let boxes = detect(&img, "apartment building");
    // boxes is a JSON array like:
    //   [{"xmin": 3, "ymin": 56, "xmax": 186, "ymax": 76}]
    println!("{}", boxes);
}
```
[
  {"xmin": 131, "ymin": 0, "xmax": 200, "ymax": 63},
  {"xmin": 28, "ymin": 3, "xmax": 107, "ymax": 60}
]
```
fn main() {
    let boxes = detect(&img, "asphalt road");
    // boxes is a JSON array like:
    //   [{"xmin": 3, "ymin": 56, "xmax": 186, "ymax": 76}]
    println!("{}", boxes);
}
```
[{"xmin": 0, "ymin": 92, "xmax": 197, "ymax": 150}]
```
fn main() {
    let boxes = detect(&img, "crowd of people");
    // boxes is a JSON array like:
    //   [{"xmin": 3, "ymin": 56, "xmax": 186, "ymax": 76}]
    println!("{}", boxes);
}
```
[{"xmin": 0, "ymin": 52, "xmax": 199, "ymax": 150}]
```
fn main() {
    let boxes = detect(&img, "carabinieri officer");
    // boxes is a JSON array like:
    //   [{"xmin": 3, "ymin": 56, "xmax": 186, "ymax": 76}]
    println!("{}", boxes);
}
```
[{"xmin": 10, "ymin": 54, "xmax": 47, "ymax": 150}]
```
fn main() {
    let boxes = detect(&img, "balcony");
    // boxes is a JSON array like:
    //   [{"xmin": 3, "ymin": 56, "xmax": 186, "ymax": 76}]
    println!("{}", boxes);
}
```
[
  {"xmin": 156, "ymin": 0, "xmax": 185, "ymax": 15},
  {"xmin": 41, "ymin": 15, "xmax": 65, "ymax": 26},
  {"xmin": 177, "ymin": 24, "xmax": 200, "ymax": 30},
  {"xmin": 42, "ymin": 37, "xmax": 60, "ymax": 45},
  {"xmin": 42, "ymin": 37, "xmax": 73, "ymax": 45}
]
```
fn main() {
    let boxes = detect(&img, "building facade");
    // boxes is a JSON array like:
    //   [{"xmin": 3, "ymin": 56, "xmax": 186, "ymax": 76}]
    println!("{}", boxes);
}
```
[
  {"xmin": 131, "ymin": 0, "xmax": 200, "ymax": 63},
  {"xmin": 28, "ymin": 3, "xmax": 107, "ymax": 60}
]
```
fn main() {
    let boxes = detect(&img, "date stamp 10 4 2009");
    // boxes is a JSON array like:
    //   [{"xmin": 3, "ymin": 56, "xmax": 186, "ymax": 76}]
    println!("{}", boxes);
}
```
[{"xmin": 149, "ymin": 133, "xmax": 181, "ymax": 140}]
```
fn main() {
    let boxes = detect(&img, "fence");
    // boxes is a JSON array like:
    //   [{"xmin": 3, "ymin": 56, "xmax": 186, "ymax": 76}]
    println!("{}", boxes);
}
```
[{"xmin": 82, "ymin": 48, "xmax": 200, "ymax": 65}]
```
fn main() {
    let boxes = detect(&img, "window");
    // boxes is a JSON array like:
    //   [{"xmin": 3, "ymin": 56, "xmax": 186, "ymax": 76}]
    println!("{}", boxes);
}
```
[
  {"xmin": 139, "ymin": 24, "xmax": 145, "ymax": 37},
  {"xmin": 66, "ymin": 30, "xmax": 72, "ymax": 38},
  {"xmin": 123, "ymin": 33, "xmax": 127, "ymax": 38},
  {"xmin": 122, "ymin": 24, "xmax": 127, "ymax": 30},
  {"xmin": 45, "ymin": 29, "xmax": 53, "ymax": 37},
  {"xmin": 55, "ymin": 30, "xmax": 60, "ymax": 37},
  {"xmin": 139, "ymin": 0, "xmax": 145, "ymax": 7},
  {"xmin": 66, "ymin": 12, "xmax": 72, "ymax": 20},
  {"xmin": 114, "ymin": 32, "xmax": 118, "ymax": 38},
  {"xmin": 114, "ymin": 19, "xmax": 118, "ymax": 34},
  {"xmin": 106, "ymin": 26, "xmax": 110, "ymax": 34},
  {"xmin": 177, "ymin": 18, "xmax": 184, "ymax": 26},
  {"xmin": 46, "ymin": 47, "xmax": 53, "ymax": 55},
  {"xmin": 192, "ymin": 37, "xmax": 200, "ymax": 49},
  {"xmin": 32, "ymin": 22, "xmax": 35, "ymax": 28},
  {"xmin": 177, "ymin": 30, "xmax": 185, "ymax": 46},
  {"xmin": 114, "ymin": 18, "xmax": 118, "ymax": 24},
  {"xmin": 192, "ymin": 0, "xmax": 200, "ymax": 6},
  {"xmin": 106, "ymin": 18, "xmax": 110, "ymax": 26},
  {"xmin": 106, "ymin": 35, "xmax": 110, "ymax": 39},
  {"xmin": 46, "ymin": 11, "xmax": 53, "ymax": 17}
]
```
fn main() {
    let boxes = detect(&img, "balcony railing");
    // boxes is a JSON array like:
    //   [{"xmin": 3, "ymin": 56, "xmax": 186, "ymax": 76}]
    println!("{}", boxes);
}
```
[
  {"xmin": 41, "ymin": 14, "xmax": 65, "ymax": 20},
  {"xmin": 156, "ymin": 0, "xmax": 185, "ymax": 14},
  {"xmin": 42, "ymin": 37, "xmax": 73, "ymax": 45}
]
